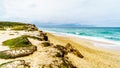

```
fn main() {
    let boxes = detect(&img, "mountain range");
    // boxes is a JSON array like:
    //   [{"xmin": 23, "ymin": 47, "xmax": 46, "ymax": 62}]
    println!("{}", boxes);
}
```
[{"xmin": 34, "ymin": 22, "xmax": 94, "ymax": 28}]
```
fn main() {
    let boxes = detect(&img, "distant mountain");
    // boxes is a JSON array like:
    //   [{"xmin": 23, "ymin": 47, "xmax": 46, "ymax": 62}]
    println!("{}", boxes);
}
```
[{"xmin": 36, "ymin": 23, "xmax": 94, "ymax": 28}]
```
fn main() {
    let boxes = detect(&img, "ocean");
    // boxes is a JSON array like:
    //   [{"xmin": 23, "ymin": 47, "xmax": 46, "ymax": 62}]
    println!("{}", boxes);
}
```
[{"xmin": 39, "ymin": 27, "xmax": 120, "ymax": 42}]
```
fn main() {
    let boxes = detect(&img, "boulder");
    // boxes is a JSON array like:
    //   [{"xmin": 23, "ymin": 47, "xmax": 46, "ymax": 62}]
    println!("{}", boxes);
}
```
[
  {"xmin": 61, "ymin": 58, "xmax": 77, "ymax": 68},
  {"xmin": 0, "ymin": 60, "xmax": 30, "ymax": 68},
  {"xmin": 41, "ymin": 41, "xmax": 52, "ymax": 47},
  {"xmin": 43, "ymin": 35, "xmax": 48, "ymax": 41},
  {"xmin": 26, "ymin": 24, "xmax": 38, "ymax": 31},
  {"xmin": 54, "ymin": 45, "xmax": 67, "ymax": 57},
  {"xmin": 65, "ymin": 43, "xmax": 84, "ymax": 58},
  {"xmin": 0, "ymin": 46, "xmax": 37, "ymax": 59}
]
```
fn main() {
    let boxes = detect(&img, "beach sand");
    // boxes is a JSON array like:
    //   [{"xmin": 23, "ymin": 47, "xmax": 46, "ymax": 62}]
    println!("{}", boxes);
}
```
[
  {"xmin": 0, "ymin": 31, "xmax": 120, "ymax": 68},
  {"xmin": 47, "ymin": 32, "xmax": 120, "ymax": 68}
]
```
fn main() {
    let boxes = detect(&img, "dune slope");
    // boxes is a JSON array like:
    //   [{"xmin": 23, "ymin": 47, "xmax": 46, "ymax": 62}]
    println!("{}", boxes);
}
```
[{"xmin": 47, "ymin": 33, "xmax": 120, "ymax": 68}]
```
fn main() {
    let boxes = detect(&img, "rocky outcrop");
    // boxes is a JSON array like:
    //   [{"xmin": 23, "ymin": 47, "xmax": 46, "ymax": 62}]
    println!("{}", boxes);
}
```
[
  {"xmin": 65, "ymin": 43, "xmax": 84, "ymax": 58},
  {"xmin": 0, "ymin": 46, "xmax": 37, "ymax": 59},
  {"xmin": 28, "ymin": 42, "xmax": 77, "ymax": 68},
  {"xmin": 26, "ymin": 24, "xmax": 38, "ymax": 31},
  {"xmin": 41, "ymin": 41, "xmax": 52, "ymax": 47},
  {"xmin": 38, "ymin": 31, "xmax": 48, "ymax": 41},
  {"xmin": 0, "ymin": 60, "xmax": 30, "ymax": 68},
  {"xmin": 0, "ymin": 29, "xmax": 84, "ymax": 68},
  {"xmin": 54, "ymin": 43, "xmax": 84, "ymax": 58},
  {"xmin": 35, "ymin": 42, "xmax": 83, "ymax": 68},
  {"xmin": 54, "ymin": 45, "xmax": 68, "ymax": 57}
]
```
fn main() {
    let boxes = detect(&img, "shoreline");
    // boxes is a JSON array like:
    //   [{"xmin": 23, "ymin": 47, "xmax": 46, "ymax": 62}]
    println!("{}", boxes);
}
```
[
  {"xmin": 1, "ymin": 23, "xmax": 120, "ymax": 67},
  {"xmin": 43, "ymin": 30, "xmax": 120, "ymax": 51},
  {"xmin": 47, "ymin": 31, "xmax": 120, "ymax": 68},
  {"xmin": 0, "ymin": 29, "xmax": 120, "ymax": 67}
]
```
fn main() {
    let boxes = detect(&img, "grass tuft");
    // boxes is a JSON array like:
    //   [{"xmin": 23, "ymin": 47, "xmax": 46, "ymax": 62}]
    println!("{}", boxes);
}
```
[
  {"xmin": 2, "ymin": 35, "xmax": 32, "ymax": 49},
  {"xmin": 0, "ymin": 52, "xmax": 12, "ymax": 59}
]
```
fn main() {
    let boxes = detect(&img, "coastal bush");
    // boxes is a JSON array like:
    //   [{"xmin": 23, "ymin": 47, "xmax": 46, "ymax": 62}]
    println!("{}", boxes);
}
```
[
  {"xmin": 0, "ymin": 21, "xmax": 38, "ymax": 31},
  {"xmin": 2, "ymin": 35, "xmax": 32, "ymax": 49},
  {"xmin": 11, "ymin": 25, "xmax": 27, "ymax": 30},
  {"xmin": 0, "ymin": 51, "xmax": 12, "ymax": 59},
  {"xmin": 0, "ymin": 22, "xmax": 26, "ymax": 30},
  {"xmin": 2, "ymin": 35, "xmax": 42, "ymax": 49},
  {"xmin": 0, "ymin": 22, "xmax": 26, "ymax": 27},
  {"xmin": 0, "ymin": 28, "xmax": 5, "ymax": 30}
]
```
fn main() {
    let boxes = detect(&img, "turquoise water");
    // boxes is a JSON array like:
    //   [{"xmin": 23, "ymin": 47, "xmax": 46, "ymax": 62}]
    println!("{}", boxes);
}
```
[{"xmin": 39, "ymin": 27, "xmax": 120, "ymax": 41}]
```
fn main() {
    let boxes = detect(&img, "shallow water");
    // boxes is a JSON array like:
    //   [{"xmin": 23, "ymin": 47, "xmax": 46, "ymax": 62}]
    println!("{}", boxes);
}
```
[{"xmin": 39, "ymin": 27, "xmax": 120, "ymax": 42}]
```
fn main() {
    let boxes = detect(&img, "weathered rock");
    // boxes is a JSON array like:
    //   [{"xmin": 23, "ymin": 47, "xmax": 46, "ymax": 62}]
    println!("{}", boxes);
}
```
[
  {"xmin": 0, "ymin": 60, "xmax": 30, "ymax": 68},
  {"xmin": 26, "ymin": 24, "xmax": 38, "ymax": 31},
  {"xmin": 54, "ymin": 43, "xmax": 84, "ymax": 58},
  {"xmin": 44, "ymin": 35, "xmax": 48, "ymax": 41},
  {"xmin": 39, "ymin": 30, "xmax": 44, "ymax": 37},
  {"xmin": 0, "ymin": 46, "xmax": 37, "ymax": 59},
  {"xmin": 65, "ymin": 43, "xmax": 84, "ymax": 58},
  {"xmin": 54, "ymin": 45, "xmax": 67, "ymax": 57},
  {"xmin": 41, "ymin": 41, "xmax": 52, "ymax": 47},
  {"xmin": 37, "ymin": 58, "xmax": 76, "ymax": 68},
  {"xmin": 61, "ymin": 58, "xmax": 77, "ymax": 68},
  {"xmin": 38, "ymin": 31, "xmax": 49, "ymax": 41}
]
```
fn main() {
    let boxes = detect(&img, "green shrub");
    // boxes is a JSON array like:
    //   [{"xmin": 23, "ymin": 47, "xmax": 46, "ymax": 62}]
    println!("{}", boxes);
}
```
[
  {"xmin": 0, "ymin": 22, "xmax": 26, "ymax": 27},
  {"xmin": 11, "ymin": 25, "xmax": 27, "ymax": 30},
  {"xmin": 0, "ymin": 52, "xmax": 12, "ymax": 59},
  {"xmin": 2, "ymin": 35, "xmax": 42, "ymax": 49},
  {"xmin": 2, "ymin": 35, "xmax": 32, "ymax": 49}
]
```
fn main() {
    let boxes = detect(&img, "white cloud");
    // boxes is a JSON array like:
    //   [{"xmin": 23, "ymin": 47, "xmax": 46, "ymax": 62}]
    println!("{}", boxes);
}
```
[{"xmin": 0, "ymin": 0, "xmax": 120, "ymax": 26}]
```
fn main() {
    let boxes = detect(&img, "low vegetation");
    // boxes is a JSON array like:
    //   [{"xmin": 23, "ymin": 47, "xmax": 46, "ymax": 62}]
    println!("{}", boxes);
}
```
[
  {"xmin": 2, "ymin": 35, "xmax": 42, "ymax": 49},
  {"xmin": 0, "ymin": 51, "xmax": 12, "ymax": 59},
  {"xmin": 11, "ymin": 25, "xmax": 27, "ymax": 30},
  {"xmin": 0, "ymin": 21, "xmax": 26, "ymax": 27},
  {"xmin": 2, "ymin": 35, "xmax": 32, "ymax": 49},
  {"xmin": 0, "ymin": 35, "xmax": 39, "ymax": 59},
  {"xmin": 0, "ymin": 21, "xmax": 26, "ymax": 30},
  {"xmin": 0, "ymin": 21, "xmax": 38, "ymax": 31}
]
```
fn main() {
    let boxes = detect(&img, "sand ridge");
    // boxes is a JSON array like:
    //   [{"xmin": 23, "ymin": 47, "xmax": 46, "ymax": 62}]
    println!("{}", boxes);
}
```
[{"xmin": 0, "ymin": 30, "xmax": 120, "ymax": 68}]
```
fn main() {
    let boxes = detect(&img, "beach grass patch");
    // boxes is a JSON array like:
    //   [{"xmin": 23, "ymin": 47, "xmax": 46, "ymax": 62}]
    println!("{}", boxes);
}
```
[
  {"xmin": 0, "ymin": 21, "xmax": 26, "ymax": 30},
  {"xmin": 0, "ymin": 51, "xmax": 12, "ymax": 59},
  {"xmin": 11, "ymin": 25, "xmax": 27, "ymax": 30},
  {"xmin": 2, "ymin": 35, "xmax": 42, "ymax": 49},
  {"xmin": 2, "ymin": 35, "xmax": 32, "ymax": 49}
]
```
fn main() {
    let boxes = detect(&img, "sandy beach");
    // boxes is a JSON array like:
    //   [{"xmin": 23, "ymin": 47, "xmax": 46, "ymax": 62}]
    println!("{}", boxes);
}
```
[
  {"xmin": 0, "ymin": 30, "xmax": 120, "ymax": 68},
  {"xmin": 47, "ymin": 32, "xmax": 120, "ymax": 68},
  {"xmin": 46, "ymin": 31, "xmax": 120, "ymax": 51}
]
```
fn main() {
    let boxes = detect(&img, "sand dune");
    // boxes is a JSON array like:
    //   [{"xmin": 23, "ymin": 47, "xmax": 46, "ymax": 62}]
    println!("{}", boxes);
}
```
[{"xmin": 0, "ymin": 30, "xmax": 120, "ymax": 68}]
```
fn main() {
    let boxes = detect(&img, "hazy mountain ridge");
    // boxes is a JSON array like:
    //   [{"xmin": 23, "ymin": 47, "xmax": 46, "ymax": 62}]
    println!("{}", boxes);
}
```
[{"xmin": 35, "ymin": 23, "xmax": 94, "ymax": 27}]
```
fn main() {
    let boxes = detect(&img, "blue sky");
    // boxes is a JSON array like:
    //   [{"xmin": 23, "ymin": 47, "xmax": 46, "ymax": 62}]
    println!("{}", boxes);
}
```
[{"xmin": 0, "ymin": 0, "xmax": 120, "ymax": 27}]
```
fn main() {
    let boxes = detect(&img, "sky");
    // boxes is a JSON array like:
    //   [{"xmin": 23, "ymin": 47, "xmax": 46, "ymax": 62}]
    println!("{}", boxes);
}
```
[{"xmin": 0, "ymin": 0, "xmax": 120, "ymax": 27}]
